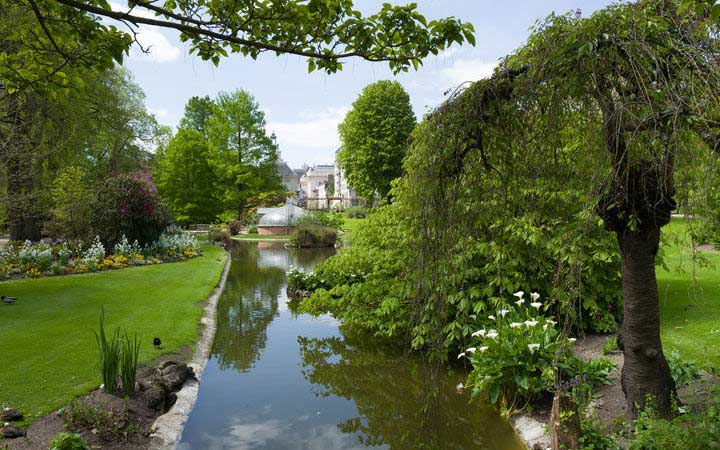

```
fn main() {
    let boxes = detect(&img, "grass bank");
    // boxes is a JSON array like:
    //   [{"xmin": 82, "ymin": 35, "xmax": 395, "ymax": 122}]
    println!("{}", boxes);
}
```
[
  {"xmin": 658, "ymin": 218, "xmax": 720, "ymax": 370},
  {"xmin": 0, "ymin": 245, "xmax": 227, "ymax": 423}
]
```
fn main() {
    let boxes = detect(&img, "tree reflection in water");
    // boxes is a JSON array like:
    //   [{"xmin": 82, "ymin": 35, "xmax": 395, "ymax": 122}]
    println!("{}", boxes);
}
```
[
  {"xmin": 212, "ymin": 241, "xmax": 335, "ymax": 372},
  {"xmin": 298, "ymin": 329, "xmax": 524, "ymax": 450}
]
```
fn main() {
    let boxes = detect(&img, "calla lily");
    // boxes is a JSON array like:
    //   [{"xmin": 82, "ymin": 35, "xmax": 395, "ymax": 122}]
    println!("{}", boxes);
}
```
[
  {"xmin": 530, "ymin": 292, "xmax": 540, "ymax": 301},
  {"xmin": 457, "ymin": 353, "xmax": 466, "ymax": 359},
  {"xmin": 568, "ymin": 337, "xmax": 577, "ymax": 343},
  {"xmin": 498, "ymin": 309, "xmax": 510, "ymax": 317},
  {"xmin": 466, "ymin": 347, "xmax": 477, "ymax": 354},
  {"xmin": 528, "ymin": 343, "xmax": 540, "ymax": 353},
  {"xmin": 530, "ymin": 302, "xmax": 542, "ymax": 309},
  {"xmin": 513, "ymin": 290, "xmax": 525, "ymax": 299},
  {"xmin": 486, "ymin": 331, "xmax": 499, "ymax": 339},
  {"xmin": 525, "ymin": 320, "xmax": 539, "ymax": 327},
  {"xmin": 471, "ymin": 329, "xmax": 487, "ymax": 337},
  {"xmin": 509, "ymin": 322, "xmax": 522, "ymax": 328},
  {"xmin": 479, "ymin": 346, "xmax": 489, "ymax": 352},
  {"xmin": 515, "ymin": 299, "xmax": 525, "ymax": 305},
  {"xmin": 488, "ymin": 314, "xmax": 496, "ymax": 320}
]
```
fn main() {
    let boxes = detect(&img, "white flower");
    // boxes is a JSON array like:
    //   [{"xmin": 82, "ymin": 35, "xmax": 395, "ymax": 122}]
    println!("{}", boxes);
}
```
[
  {"xmin": 509, "ymin": 322, "xmax": 522, "ymax": 328},
  {"xmin": 525, "ymin": 320, "xmax": 539, "ymax": 327},
  {"xmin": 546, "ymin": 319, "xmax": 557, "ymax": 325},
  {"xmin": 486, "ymin": 331, "xmax": 499, "ymax": 339},
  {"xmin": 543, "ymin": 324, "xmax": 549, "ymax": 330},
  {"xmin": 530, "ymin": 302, "xmax": 542, "ymax": 309},
  {"xmin": 479, "ymin": 346, "xmax": 489, "ymax": 352},
  {"xmin": 488, "ymin": 315, "xmax": 496, "ymax": 320},
  {"xmin": 568, "ymin": 337, "xmax": 577, "ymax": 343},
  {"xmin": 515, "ymin": 298, "xmax": 525, "ymax": 305},
  {"xmin": 3, "ymin": 422, "xmax": 9, "ymax": 427},
  {"xmin": 457, "ymin": 352, "xmax": 466, "ymax": 359},
  {"xmin": 528, "ymin": 343, "xmax": 541, "ymax": 353},
  {"xmin": 471, "ymin": 329, "xmax": 487, "ymax": 337},
  {"xmin": 530, "ymin": 292, "xmax": 540, "ymax": 301},
  {"xmin": 466, "ymin": 347, "xmax": 477, "ymax": 354},
  {"xmin": 469, "ymin": 314, "xmax": 477, "ymax": 320},
  {"xmin": 498, "ymin": 309, "xmax": 510, "ymax": 317},
  {"xmin": 513, "ymin": 290, "xmax": 524, "ymax": 299}
]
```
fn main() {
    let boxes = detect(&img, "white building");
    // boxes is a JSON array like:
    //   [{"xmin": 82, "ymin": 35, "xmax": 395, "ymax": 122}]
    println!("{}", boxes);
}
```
[
  {"xmin": 299, "ymin": 164, "xmax": 334, "ymax": 209},
  {"xmin": 332, "ymin": 165, "xmax": 362, "ymax": 209}
]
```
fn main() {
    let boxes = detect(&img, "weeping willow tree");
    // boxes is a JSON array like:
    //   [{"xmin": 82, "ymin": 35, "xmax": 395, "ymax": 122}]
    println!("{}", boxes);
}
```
[{"xmin": 405, "ymin": 0, "xmax": 720, "ymax": 419}]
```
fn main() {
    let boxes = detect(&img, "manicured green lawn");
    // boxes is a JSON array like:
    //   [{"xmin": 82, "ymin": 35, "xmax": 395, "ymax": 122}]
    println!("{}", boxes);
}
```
[
  {"xmin": 232, "ymin": 233, "xmax": 290, "ymax": 240},
  {"xmin": 0, "ymin": 245, "xmax": 227, "ymax": 423},
  {"xmin": 658, "ymin": 218, "xmax": 720, "ymax": 370}
]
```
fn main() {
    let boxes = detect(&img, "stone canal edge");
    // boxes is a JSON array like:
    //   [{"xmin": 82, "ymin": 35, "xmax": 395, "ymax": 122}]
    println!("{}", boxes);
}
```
[{"xmin": 148, "ymin": 250, "xmax": 232, "ymax": 450}]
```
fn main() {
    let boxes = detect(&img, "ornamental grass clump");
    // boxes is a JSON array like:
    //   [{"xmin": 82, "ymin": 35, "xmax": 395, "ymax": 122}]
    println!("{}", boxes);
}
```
[
  {"xmin": 119, "ymin": 331, "xmax": 140, "ymax": 396},
  {"xmin": 463, "ymin": 291, "xmax": 573, "ymax": 411},
  {"xmin": 95, "ymin": 308, "xmax": 121, "ymax": 394},
  {"xmin": 95, "ymin": 309, "xmax": 141, "ymax": 395}
]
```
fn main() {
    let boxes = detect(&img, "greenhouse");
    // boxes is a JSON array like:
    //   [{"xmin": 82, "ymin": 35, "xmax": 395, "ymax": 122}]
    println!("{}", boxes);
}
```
[{"xmin": 256, "ymin": 202, "xmax": 310, "ymax": 235}]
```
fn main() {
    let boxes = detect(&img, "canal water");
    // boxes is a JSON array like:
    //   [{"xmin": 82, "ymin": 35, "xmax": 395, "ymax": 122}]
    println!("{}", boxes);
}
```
[{"xmin": 178, "ymin": 241, "xmax": 524, "ymax": 450}]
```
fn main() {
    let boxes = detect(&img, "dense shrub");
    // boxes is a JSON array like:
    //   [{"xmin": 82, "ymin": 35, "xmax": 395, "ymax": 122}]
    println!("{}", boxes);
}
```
[
  {"xmin": 666, "ymin": 350, "xmax": 700, "ymax": 386},
  {"xmin": 298, "ymin": 212, "xmax": 345, "ymax": 230},
  {"xmin": 47, "ymin": 166, "xmax": 95, "ymax": 241},
  {"xmin": 345, "ymin": 206, "xmax": 368, "ymax": 219},
  {"xmin": 91, "ymin": 173, "xmax": 171, "ymax": 249},
  {"xmin": 227, "ymin": 220, "xmax": 242, "ymax": 235},
  {"xmin": 291, "ymin": 224, "xmax": 337, "ymax": 248}
]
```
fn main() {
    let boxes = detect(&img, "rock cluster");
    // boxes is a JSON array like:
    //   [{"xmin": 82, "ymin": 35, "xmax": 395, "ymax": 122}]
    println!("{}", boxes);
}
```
[
  {"xmin": 139, "ymin": 361, "xmax": 197, "ymax": 412},
  {"xmin": 0, "ymin": 407, "xmax": 25, "ymax": 438}
]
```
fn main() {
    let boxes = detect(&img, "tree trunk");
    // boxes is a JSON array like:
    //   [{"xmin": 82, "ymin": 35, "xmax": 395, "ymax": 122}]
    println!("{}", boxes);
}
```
[{"xmin": 617, "ymin": 227, "xmax": 676, "ymax": 419}]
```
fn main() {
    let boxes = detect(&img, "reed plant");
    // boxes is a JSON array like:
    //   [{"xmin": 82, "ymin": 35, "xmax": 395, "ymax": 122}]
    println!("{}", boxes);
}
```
[
  {"xmin": 94, "ymin": 307, "xmax": 120, "ymax": 394},
  {"xmin": 119, "ymin": 331, "xmax": 140, "ymax": 395}
]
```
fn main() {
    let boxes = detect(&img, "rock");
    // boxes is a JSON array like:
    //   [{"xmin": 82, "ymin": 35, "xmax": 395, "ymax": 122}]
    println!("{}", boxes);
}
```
[
  {"xmin": 145, "ymin": 361, "xmax": 196, "ymax": 412},
  {"xmin": 0, "ymin": 423, "xmax": 25, "ymax": 438},
  {"xmin": 159, "ymin": 362, "xmax": 196, "ymax": 392},
  {"xmin": 0, "ymin": 407, "xmax": 22, "ymax": 421}
]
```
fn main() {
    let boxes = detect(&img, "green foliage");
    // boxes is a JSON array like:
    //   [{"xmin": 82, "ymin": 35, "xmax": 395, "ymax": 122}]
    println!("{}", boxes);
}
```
[
  {"xmin": 119, "ymin": 331, "xmax": 140, "ymax": 396},
  {"xmin": 290, "ymin": 224, "xmax": 337, "ymax": 248},
  {"xmin": 42, "ymin": 1, "xmax": 474, "ymax": 75},
  {"xmin": 602, "ymin": 335, "xmax": 619, "ymax": 355},
  {"xmin": 47, "ymin": 166, "xmax": 94, "ymax": 241},
  {"xmin": 95, "ymin": 308, "xmax": 120, "ymax": 394},
  {"xmin": 665, "ymin": 350, "xmax": 700, "ymax": 386},
  {"xmin": 338, "ymin": 80, "xmax": 416, "ymax": 201},
  {"xmin": 345, "ymin": 206, "xmax": 368, "ymax": 219},
  {"xmin": 156, "ymin": 129, "xmax": 219, "ymax": 225},
  {"xmin": 464, "ymin": 292, "xmax": 570, "ymax": 408},
  {"xmin": 48, "ymin": 432, "xmax": 90, "ymax": 450},
  {"xmin": 298, "ymin": 212, "xmax": 345, "ymax": 230},
  {"xmin": 628, "ymin": 389, "xmax": 720, "ymax": 450},
  {"xmin": 179, "ymin": 95, "xmax": 215, "ymax": 135},
  {"xmin": 578, "ymin": 419, "xmax": 621, "ymax": 450},
  {"xmin": 91, "ymin": 174, "xmax": 171, "ymax": 249}
]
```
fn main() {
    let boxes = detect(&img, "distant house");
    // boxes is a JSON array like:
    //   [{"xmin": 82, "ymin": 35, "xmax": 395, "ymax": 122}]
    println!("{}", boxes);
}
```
[
  {"xmin": 256, "ymin": 199, "xmax": 309, "ymax": 235},
  {"xmin": 296, "ymin": 159, "xmax": 363, "ymax": 210},
  {"xmin": 299, "ymin": 165, "xmax": 335, "ymax": 209},
  {"xmin": 276, "ymin": 160, "xmax": 300, "ymax": 192}
]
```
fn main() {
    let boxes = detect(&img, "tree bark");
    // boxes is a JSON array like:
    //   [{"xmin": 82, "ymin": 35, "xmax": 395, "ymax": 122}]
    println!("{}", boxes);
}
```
[{"xmin": 617, "ymin": 227, "xmax": 676, "ymax": 419}]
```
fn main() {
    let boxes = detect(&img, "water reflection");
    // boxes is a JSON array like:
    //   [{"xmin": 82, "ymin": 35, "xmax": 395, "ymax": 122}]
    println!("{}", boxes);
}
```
[
  {"xmin": 298, "ymin": 330, "xmax": 523, "ymax": 450},
  {"xmin": 179, "ymin": 242, "xmax": 522, "ymax": 450}
]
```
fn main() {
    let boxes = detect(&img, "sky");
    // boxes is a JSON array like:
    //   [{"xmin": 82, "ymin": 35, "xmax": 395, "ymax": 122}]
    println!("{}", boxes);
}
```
[{"xmin": 117, "ymin": 0, "xmax": 615, "ymax": 168}]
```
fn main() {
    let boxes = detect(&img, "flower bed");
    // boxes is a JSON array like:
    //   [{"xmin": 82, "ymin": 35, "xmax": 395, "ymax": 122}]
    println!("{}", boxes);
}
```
[{"xmin": 0, "ymin": 234, "xmax": 201, "ymax": 279}]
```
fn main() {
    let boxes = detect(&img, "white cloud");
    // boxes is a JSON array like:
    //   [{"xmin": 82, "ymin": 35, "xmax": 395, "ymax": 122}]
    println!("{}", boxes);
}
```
[
  {"xmin": 149, "ymin": 107, "xmax": 169, "ymax": 119},
  {"xmin": 442, "ymin": 59, "xmax": 498, "ymax": 87},
  {"xmin": 267, "ymin": 106, "xmax": 350, "ymax": 166},
  {"xmin": 109, "ymin": 2, "xmax": 181, "ymax": 63},
  {"xmin": 133, "ymin": 28, "xmax": 181, "ymax": 63}
]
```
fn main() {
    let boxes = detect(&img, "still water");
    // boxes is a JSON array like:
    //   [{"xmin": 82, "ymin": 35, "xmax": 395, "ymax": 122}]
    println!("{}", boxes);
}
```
[{"xmin": 178, "ymin": 241, "xmax": 524, "ymax": 450}]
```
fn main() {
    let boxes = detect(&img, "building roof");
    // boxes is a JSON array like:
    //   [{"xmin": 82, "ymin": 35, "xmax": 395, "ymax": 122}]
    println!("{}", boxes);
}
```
[
  {"xmin": 257, "ymin": 203, "xmax": 309, "ymax": 227},
  {"xmin": 276, "ymin": 160, "xmax": 298, "ymax": 178}
]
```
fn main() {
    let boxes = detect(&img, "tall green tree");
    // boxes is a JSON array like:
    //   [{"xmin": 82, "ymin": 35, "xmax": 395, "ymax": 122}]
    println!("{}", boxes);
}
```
[
  {"xmin": 206, "ymin": 90, "xmax": 282, "ymax": 219},
  {"xmin": 179, "ymin": 96, "xmax": 214, "ymax": 136},
  {"xmin": 156, "ymin": 128, "xmax": 219, "ymax": 225},
  {"xmin": 338, "ymin": 80, "xmax": 416, "ymax": 202}
]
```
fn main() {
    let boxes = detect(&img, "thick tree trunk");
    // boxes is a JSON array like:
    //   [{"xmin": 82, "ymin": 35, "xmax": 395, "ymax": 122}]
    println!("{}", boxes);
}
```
[{"xmin": 617, "ymin": 227, "xmax": 676, "ymax": 419}]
